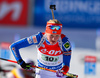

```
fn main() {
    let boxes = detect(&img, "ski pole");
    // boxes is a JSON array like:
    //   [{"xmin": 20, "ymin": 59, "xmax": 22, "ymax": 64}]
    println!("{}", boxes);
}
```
[
  {"xmin": 0, "ymin": 57, "xmax": 17, "ymax": 63},
  {"xmin": 0, "ymin": 57, "xmax": 78, "ymax": 78},
  {"xmin": 32, "ymin": 65, "xmax": 78, "ymax": 78}
]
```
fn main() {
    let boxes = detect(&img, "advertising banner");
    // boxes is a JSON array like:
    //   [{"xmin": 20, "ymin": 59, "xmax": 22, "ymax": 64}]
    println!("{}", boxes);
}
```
[
  {"xmin": 0, "ymin": 42, "xmax": 11, "ymax": 59},
  {"xmin": 84, "ymin": 56, "xmax": 96, "ymax": 75},
  {"xmin": 0, "ymin": 0, "xmax": 28, "ymax": 26},
  {"xmin": 34, "ymin": 0, "xmax": 100, "ymax": 29}
]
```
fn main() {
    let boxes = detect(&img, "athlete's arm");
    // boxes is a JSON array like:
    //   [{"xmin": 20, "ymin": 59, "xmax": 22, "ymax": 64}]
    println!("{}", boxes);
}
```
[
  {"xmin": 10, "ymin": 32, "xmax": 43, "ymax": 61},
  {"xmin": 62, "ymin": 36, "xmax": 72, "ymax": 73}
]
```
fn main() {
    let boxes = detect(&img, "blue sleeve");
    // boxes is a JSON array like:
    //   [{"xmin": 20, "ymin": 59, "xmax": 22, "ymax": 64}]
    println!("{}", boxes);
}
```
[
  {"xmin": 62, "ymin": 36, "xmax": 72, "ymax": 67},
  {"xmin": 10, "ymin": 32, "xmax": 43, "ymax": 61}
]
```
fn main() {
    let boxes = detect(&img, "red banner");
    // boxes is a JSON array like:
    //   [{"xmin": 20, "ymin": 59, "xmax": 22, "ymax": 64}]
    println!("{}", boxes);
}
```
[
  {"xmin": 0, "ymin": 0, "xmax": 28, "ymax": 26},
  {"xmin": 85, "ymin": 56, "xmax": 97, "ymax": 63},
  {"xmin": 0, "ymin": 42, "xmax": 11, "ymax": 49}
]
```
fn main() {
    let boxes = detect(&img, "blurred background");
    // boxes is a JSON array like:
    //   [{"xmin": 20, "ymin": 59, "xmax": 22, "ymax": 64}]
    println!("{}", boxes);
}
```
[{"xmin": 0, "ymin": 0, "xmax": 100, "ymax": 78}]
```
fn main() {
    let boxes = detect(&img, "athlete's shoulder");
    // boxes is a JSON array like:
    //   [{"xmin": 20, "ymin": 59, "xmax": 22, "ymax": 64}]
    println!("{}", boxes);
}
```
[
  {"xmin": 61, "ymin": 34, "xmax": 68, "ymax": 42},
  {"xmin": 61, "ymin": 34, "xmax": 66, "ymax": 39},
  {"xmin": 38, "ymin": 32, "xmax": 44, "ymax": 36},
  {"xmin": 41, "ymin": 32, "xmax": 45, "ymax": 35},
  {"xmin": 61, "ymin": 34, "xmax": 71, "ymax": 52},
  {"xmin": 36, "ymin": 32, "xmax": 45, "ymax": 38},
  {"xmin": 27, "ymin": 32, "xmax": 44, "ymax": 44}
]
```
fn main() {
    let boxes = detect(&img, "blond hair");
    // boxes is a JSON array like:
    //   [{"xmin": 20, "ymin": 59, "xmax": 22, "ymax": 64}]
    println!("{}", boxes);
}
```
[{"xmin": 47, "ymin": 19, "xmax": 61, "ymax": 24}]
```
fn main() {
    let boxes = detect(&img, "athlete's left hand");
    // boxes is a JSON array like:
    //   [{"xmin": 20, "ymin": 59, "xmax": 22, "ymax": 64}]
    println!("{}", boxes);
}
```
[
  {"xmin": 56, "ymin": 69, "xmax": 64, "ymax": 77},
  {"xmin": 56, "ymin": 65, "xmax": 69, "ymax": 77}
]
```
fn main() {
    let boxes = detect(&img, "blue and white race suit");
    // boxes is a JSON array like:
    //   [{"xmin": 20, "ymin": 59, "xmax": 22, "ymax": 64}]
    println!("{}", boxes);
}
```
[{"xmin": 10, "ymin": 32, "xmax": 72, "ymax": 78}]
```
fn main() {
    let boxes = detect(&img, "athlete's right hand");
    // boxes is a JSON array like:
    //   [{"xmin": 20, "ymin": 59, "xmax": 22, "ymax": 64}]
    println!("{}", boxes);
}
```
[{"xmin": 17, "ymin": 59, "xmax": 31, "ymax": 70}]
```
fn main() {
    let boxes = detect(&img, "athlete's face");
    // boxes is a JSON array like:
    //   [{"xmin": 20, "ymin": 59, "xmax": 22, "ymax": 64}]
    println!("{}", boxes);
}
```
[{"xmin": 46, "ymin": 33, "xmax": 60, "ymax": 45}]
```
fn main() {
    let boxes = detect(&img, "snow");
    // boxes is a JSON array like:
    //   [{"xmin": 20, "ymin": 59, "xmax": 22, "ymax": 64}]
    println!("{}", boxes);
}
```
[{"xmin": 69, "ymin": 48, "xmax": 100, "ymax": 78}]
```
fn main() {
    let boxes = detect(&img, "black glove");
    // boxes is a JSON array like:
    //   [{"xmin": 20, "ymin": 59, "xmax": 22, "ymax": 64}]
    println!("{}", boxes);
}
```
[{"xmin": 17, "ymin": 59, "xmax": 31, "ymax": 70}]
